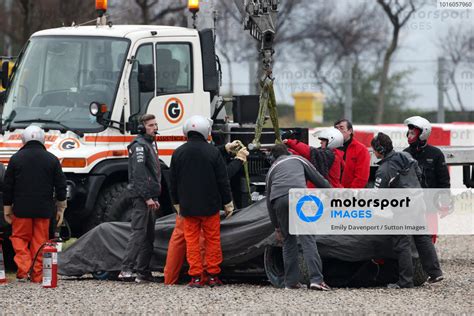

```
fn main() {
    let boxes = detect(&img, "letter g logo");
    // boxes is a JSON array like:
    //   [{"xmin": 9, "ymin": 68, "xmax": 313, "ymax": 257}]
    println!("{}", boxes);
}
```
[{"xmin": 164, "ymin": 97, "xmax": 184, "ymax": 123}]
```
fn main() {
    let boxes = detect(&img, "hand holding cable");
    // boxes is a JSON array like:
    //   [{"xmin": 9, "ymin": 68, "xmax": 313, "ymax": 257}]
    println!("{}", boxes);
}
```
[
  {"xmin": 228, "ymin": 140, "xmax": 251, "ymax": 203},
  {"xmin": 225, "ymin": 140, "xmax": 241, "ymax": 154},
  {"xmin": 235, "ymin": 147, "xmax": 249, "ymax": 162}
]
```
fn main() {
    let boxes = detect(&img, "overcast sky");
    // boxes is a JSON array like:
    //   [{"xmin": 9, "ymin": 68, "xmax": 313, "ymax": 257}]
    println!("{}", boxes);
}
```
[{"xmin": 219, "ymin": 1, "xmax": 473, "ymax": 111}]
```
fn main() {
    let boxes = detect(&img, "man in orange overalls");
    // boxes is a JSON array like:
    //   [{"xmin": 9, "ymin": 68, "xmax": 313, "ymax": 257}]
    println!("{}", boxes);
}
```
[
  {"xmin": 3, "ymin": 125, "xmax": 67, "ymax": 283},
  {"xmin": 164, "ymin": 139, "xmax": 247, "ymax": 285},
  {"xmin": 169, "ymin": 116, "xmax": 235, "ymax": 287}
]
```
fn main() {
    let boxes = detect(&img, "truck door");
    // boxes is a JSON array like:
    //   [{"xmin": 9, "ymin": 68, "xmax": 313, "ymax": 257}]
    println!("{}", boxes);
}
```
[
  {"xmin": 128, "ymin": 39, "xmax": 206, "ymax": 137},
  {"xmin": 149, "ymin": 41, "xmax": 198, "ymax": 135}
]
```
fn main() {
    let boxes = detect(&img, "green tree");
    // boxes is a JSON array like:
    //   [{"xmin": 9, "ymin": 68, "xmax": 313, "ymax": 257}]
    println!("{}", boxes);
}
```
[{"xmin": 325, "ymin": 64, "xmax": 419, "ymax": 124}]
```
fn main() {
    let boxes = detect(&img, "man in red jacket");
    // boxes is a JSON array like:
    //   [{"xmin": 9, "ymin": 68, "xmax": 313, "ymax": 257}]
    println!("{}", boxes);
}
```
[{"xmin": 334, "ymin": 119, "xmax": 370, "ymax": 188}]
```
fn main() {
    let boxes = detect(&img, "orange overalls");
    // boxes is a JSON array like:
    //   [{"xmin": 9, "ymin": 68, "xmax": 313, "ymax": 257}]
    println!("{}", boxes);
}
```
[
  {"xmin": 10, "ymin": 217, "xmax": 50, "ymax": 283},
  {"xmin": 164, "ymin": 213, "xmax": 222, "ymax": 284}
]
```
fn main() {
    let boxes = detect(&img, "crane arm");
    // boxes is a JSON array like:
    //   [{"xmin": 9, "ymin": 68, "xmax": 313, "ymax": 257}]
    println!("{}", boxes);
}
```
[{"xmin": 233, "ymin": 0, "xmax": 279, "ymax": 75}]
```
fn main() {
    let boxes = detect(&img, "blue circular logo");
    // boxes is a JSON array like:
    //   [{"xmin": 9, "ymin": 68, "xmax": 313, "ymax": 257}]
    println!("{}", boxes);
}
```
[{"xmin": 296, "ymin": 195, "xmax": 324, "ymax": 222}]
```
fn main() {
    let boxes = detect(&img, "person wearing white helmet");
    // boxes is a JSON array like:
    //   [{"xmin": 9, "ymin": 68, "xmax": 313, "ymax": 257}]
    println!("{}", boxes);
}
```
[
  {"xmin": 164, "ymin": 139, "xmax": 248, "ymax": 285},
  {"xmin": 317, "ymin": 128, "xmax": 344, "ymax": 150},
  {"xmin": 20, "ymin": 125, "xmax": 46, "ymax": 144},
  {"xmin": 403, "ymin": 116, "xmax": 446, "ymax": 284},
  {"xmin": 404, "ymin": 116, "xmax": 450, "ymax": 189},
  {"xmin": 169, "ymin": 115, "xmax": 233, "ymax": 288},
  {"xmin": 284, "ymin": 128, "xmax": 343, "ymax": 188},
  {"xmin": 3, "ymin": 125, "xmax": 67, "ymax": 283}
]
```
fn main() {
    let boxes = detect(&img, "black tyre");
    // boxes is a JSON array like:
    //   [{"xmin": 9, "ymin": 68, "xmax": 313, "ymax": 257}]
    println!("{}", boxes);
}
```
[
  {"xmin": 98, "ymin": 181, "xmax": 173, "ymax": 222},
  {"xmin": 264, "ymin": 246, "xmax": 308, "ymax": 288},
  {"xmin": 85, "ymin": 182, "xmax": 133, "ymax": 230},
  {"xmin": 102, "ymin": 183, "xmax": 134, "ymax": 222},
  {"xmin": 85, "ymin": 173, "xmax": 173, "ymax": 232},
  {"xmin": 263, "ymin": 246, "xmax": 285, "ymax": 288}
]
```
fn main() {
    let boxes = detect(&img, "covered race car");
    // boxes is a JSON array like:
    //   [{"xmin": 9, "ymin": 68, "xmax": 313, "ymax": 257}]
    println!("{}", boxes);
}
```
[{"xmin": 58, "ymin": 199, "xmax": 428, "ymax": 287}]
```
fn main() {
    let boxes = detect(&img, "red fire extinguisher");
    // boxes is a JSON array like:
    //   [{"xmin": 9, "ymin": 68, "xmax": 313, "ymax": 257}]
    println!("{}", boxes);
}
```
[{"xmin": 42, "ymin": 242, "xmax": 58, "ymax": 288}]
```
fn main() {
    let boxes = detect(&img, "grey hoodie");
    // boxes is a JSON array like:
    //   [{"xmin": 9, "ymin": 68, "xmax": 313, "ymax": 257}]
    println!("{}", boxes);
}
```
[{"xmin": 265, "ymin": 155, "xmax": 331, "ymax": 227}]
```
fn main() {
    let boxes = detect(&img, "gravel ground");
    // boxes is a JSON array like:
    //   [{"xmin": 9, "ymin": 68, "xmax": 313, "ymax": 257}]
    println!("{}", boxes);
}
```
[{"xmin": 1, "ymin": 235, "xmax": 472, "ymax": 315}]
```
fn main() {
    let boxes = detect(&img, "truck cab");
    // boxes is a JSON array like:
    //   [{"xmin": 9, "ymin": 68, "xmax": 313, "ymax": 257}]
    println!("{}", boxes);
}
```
[{"xmin": 0, "ymin": 24, "xmax": 220, "ymax": 234}]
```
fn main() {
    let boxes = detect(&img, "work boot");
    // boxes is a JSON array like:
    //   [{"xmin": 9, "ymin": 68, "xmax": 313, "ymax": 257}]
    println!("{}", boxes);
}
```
[
  {"xmin": 427, "ymin": 275, "xmax": 444, "ymax": 284},
  {"xmin": 118, "ymin": 270, "xmax": 134, "ymax": 281},
  {"xmin": 208, "ymin": 275, "xmax": 223, "ymax": 287},
  {"xmin": 16, "ymin": 277, "xmax": 28, "ymax": 283},
  {"xmin": 310, "ymin": 282, "xmax": 331, "ymax": 291},
  {"xmin": 188, "ymin": 277, "xmax": 205, "ymax": 288},
  {"xmin": 135, "ymin": 272, "xmax": 160, "ymax": 283}
]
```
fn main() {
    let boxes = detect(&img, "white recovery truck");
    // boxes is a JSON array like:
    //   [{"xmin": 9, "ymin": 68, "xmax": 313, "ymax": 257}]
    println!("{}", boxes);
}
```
[
  {"xmin": 0, "ymin": 1, "xmax": 473, "ymax": 236},
  {"xmin": 0, "ymin": 1, "xmax": 295, "ymax": 235}
]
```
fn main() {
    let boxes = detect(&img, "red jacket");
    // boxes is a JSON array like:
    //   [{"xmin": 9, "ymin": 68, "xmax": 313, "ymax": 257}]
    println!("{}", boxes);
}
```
[
  {"xmin": 285, "ymin": 139, "xmax": 343, "ymax": 188},
  {"xmin": 340, "ymin": 137, "xmax": 370, "ymax": 188}
]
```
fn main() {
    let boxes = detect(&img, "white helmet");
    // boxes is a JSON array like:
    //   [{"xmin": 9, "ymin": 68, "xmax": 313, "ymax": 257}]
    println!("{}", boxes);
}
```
[
  {"xmin": 315, "ymin": 128, "xmax": 344, "ymax": 149},
  {"xmin": 404, "ymin": 116, "xmax": 431, "ymax": 141},
  {"xmin": 21, "ymin": 125, "xmax": 45, "ymax": 144},
  {"xmin": 183, "ymin": 115, "xmax": 213, "ymax": 139}
]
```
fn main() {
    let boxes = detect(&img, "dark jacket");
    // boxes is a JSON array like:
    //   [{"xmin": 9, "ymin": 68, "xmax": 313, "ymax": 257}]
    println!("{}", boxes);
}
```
[
  {"xmin": 374, "ymin": 151, "xmax": 421, "ymax": 189},
  {"xmin": 340, "ymin": 136, "xmax": 371, "ymax": 188},
  {"xmin": 3, "ymin": 141, "xmax": 67, "ymax": 218},
  {"xmin": 404, "ymin": 144, "xmax": 450, "ymax": 188},
  {"xmin": 170, "ymin": 134, "xmax": 232, "ymax": 217},
  {"xmin": 127, "ymin": 134, "xmax": 161, "ymax": 200},
  {"xmin": 265, "ymin": 155, "xmax": 331, "ymax": 228},
  {"xmin": 217, "ymin": 145, "xmax": 243, "ymax": 179}
]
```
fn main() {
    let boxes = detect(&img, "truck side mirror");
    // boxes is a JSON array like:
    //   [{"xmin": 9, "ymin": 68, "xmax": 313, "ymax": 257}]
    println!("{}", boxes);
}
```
[
  {"xmin": 138, "ymin": 64, "xmax": 155, "ymax": 93},
  {"xmin": 1, "ymin": 61, "xmax": 9, "ymax": 90},
  {"xmin": 126, "ymin": 119, "xmax": 140, "ymax": 135}
]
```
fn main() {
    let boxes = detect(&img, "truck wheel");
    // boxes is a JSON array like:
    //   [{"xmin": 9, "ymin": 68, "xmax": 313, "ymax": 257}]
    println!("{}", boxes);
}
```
[
  {"xmin": 87, "ymin": 182, "xmax": 133, "ymax": 229},
  {"xmin": 263, "ymin": 246, "xmax": 308, "ymax": 288},
  {"xmin": 102, "ymin": 183, "xmax": 134, "ymax": 222}
]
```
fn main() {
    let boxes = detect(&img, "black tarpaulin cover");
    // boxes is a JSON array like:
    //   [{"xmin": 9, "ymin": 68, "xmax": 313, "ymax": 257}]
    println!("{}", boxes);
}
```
[{"xmin": 59, "ymin": 198, "xmax": 397, "ymax": 276}]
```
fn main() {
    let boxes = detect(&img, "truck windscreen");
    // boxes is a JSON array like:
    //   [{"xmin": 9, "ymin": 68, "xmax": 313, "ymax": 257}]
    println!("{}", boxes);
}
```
[{"xmin": 2, "ymin": 36, "xmax": 129, "ymax": 132}]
